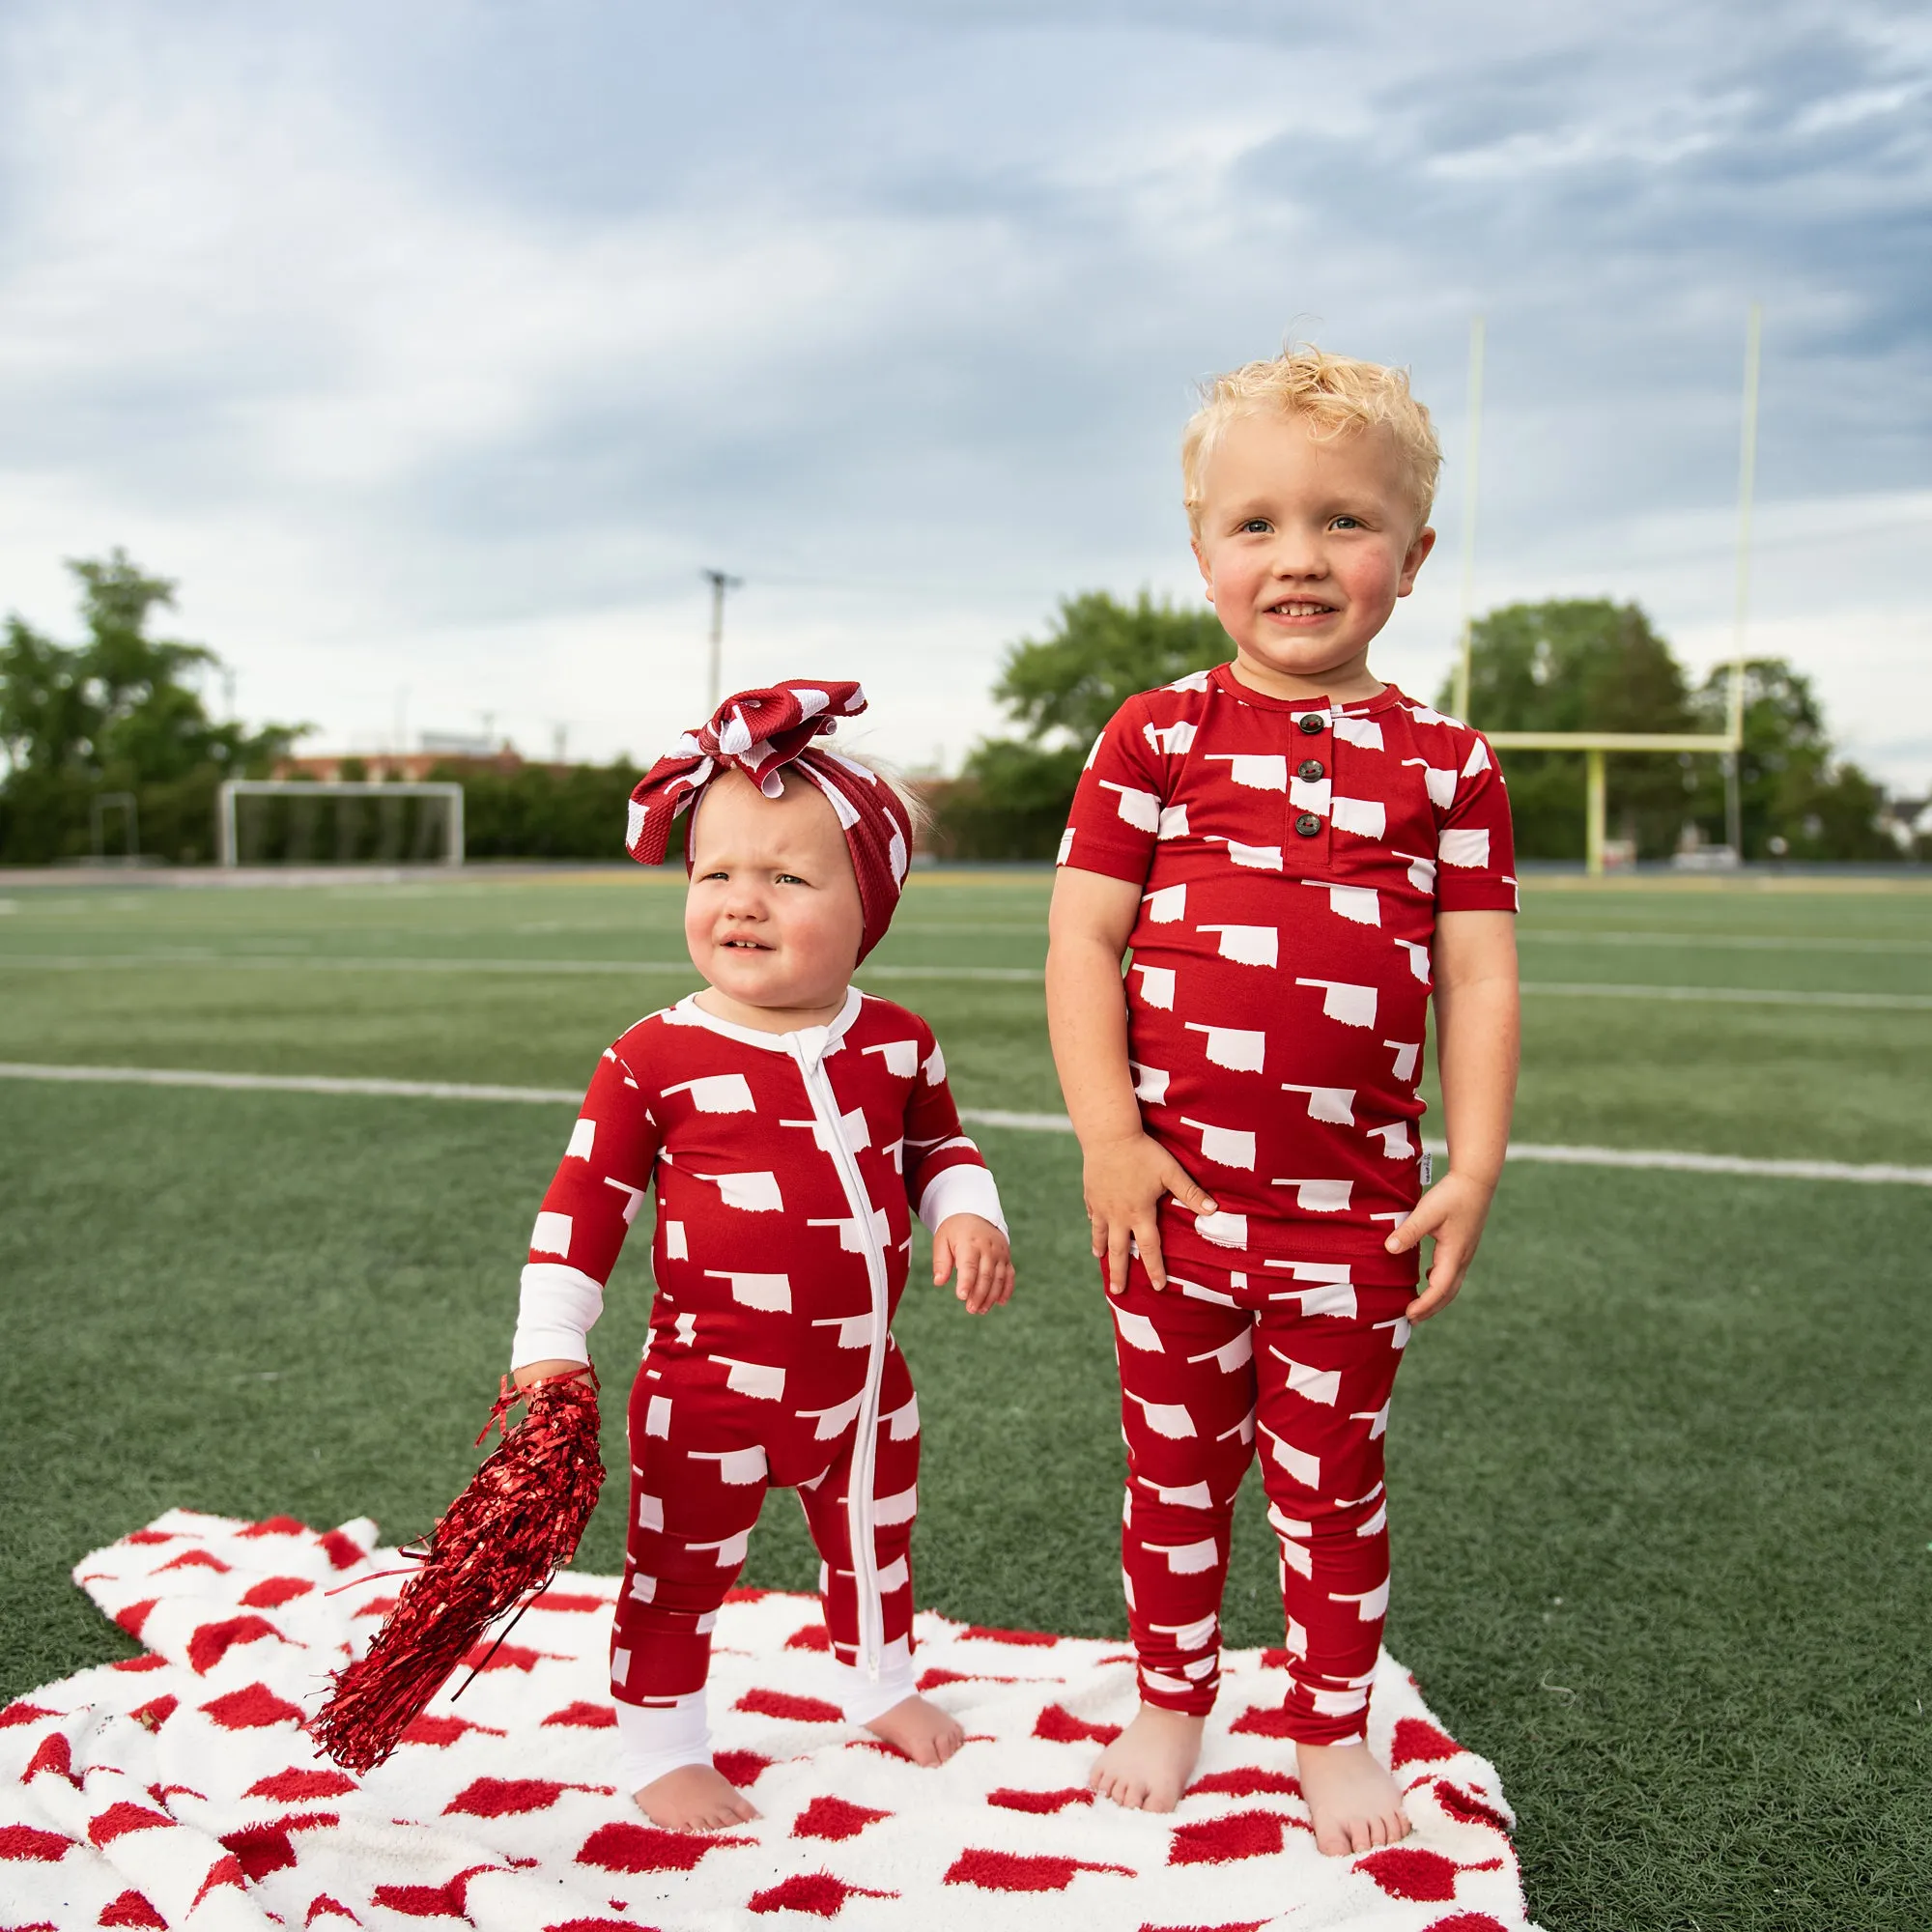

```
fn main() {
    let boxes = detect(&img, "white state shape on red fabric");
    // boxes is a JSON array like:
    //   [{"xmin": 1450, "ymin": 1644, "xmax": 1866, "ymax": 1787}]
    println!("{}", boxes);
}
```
[
  {"xmin": 1132, "ymin": 964, "xmax": 1176, "ymax": 1009},
  {"xmin": 1099, "ymin": 781, "xmax": 1161, "ymax": 832},
  {"xmin": 863, "ymin": 1038, "xmax": 921, "ymax": 1078},
  {"xmin": 1271, "ymin": 1179, "xmax": 1353, "ymax": 1213},
  {"xmin": 1332, "ymin": 796, "xmax": 1387, "ymax": 838},
  {"xmin": 1309, "ymin": 881, "xmax": 1381, "ymax": 926},
  {"xmin": 530, "ymin": 1210, "xmax": 573, "ymax": 1257},
  {"xmin": 1382, "ymin": 1039, "xmax": 1421, "ymax": 1081},
  {"xmin": 1124, "ymin": 1394, "xmax": 1199, "ymax": 1440},
  {"xmin": 1110, "ymin": 1307, "xmax": 1166, "ymax": 1352},
  {"xmin": 663, "ymin": 1072, "xmax": 758, "ymax": 1113},
  {"xmin": 696, "ymin": 1169, "xmax": 784, "ymax": 1212},
  {"xmin": 707, "ymin": 1270, "xmax": 792, "ymax": 1312},
  {"xmin": 1402, "ymin": 759, "xmax": 1458, "ymax": 810},
  {"xmin": 1440, "ymin": 826, "xmax": 1492, "ymax": 867},
  {"xmin": 1220, "ymin": 838, "xmax": 1283, "ymax": 870},
  {"xmin": 1282, "ymin": 1083, "xmax": 1357, "ymax": 1125},
  {"xmin": 1183, "ymin": 1119, "xmax": 1258, "ymax": 1171},
  {"xmin": 1198, "ymin": 922, "xmax": 1278, "ymax": 967},
  {"xmin": 688, "ymin": 1445, "xmax": 769, "ymax": 1485},
  {"xmin": 1194, "ymin": 1209, "xmax": 1248, "ymax": 1248},
  {"xmin": 1184, "ymin": 1024, "xmax": 1267, "ymax": 1073},
  {"xmin": 1205, "ymin": 754, "xmax": 1288, "ymax": 791},
  {"xmin": 1296, "ymin": 978, "xmax": 1378, "ymax": 1028}
]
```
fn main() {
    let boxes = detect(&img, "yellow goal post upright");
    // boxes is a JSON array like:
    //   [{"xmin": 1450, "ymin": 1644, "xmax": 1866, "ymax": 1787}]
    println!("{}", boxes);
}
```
[{"xmin": 1448, "ymin": 307, "xmax": 1759, "ymax": 878}]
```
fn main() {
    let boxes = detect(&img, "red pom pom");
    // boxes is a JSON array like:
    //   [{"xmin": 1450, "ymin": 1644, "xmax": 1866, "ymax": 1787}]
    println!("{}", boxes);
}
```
[{"xmin": 308, "ymin": 1370, "xmax": 605, "ymax": 1774}]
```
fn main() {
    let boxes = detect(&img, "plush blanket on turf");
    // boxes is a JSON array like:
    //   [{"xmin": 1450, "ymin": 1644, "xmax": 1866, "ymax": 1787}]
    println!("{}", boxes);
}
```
[{"xmin": 1, "ymin": 1512, "xmax": 1532, "ymax": 1930}]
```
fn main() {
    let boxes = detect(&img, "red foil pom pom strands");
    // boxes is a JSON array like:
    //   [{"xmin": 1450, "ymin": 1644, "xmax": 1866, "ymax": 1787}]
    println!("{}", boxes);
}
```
[{"xmin": 308, "ymin": 1368, "xmax": 605, "ymax": 1775}]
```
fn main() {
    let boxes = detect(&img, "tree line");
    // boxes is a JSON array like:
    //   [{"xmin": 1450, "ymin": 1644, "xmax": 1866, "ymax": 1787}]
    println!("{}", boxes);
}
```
[
  {"xmin": 0, "ymin": 554, "xmax": 1913, "ymax": 867},
  {"xmin": 923, "ymin": 592, "xmax": 1908, "ymax": 866}
]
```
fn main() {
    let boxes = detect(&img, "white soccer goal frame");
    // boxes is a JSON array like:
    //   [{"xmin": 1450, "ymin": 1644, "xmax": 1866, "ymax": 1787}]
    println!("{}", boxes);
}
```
[{"xmin": 215, "ymin": 781, "xmax": 465, "ymax": 867}]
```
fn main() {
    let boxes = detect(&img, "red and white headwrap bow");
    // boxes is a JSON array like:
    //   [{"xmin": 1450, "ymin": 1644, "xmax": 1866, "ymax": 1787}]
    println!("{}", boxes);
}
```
[{"xmin": 625, "ymin": 679, "xmax": 913, "ymax": 963}]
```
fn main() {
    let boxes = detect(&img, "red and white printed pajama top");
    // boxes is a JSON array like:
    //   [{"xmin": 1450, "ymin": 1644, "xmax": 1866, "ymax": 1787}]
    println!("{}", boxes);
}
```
[
  {"xmin": 1059, "ymin": 665, "xmax": 1518, "ymax": 1740},
  {"xmin": 510, "ymin": 988, "xmax": 1004, "ymax": 1729}
]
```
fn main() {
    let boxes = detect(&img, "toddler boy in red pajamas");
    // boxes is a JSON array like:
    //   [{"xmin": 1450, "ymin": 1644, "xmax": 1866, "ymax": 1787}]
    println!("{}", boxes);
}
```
[
  {"xmin": 1046, "ymin": 347, "xmax": 1520, "ymax": 1856},
  {"xmin": 512, "ymin": 680, "xmax": 1013, "ymax": 1833}
]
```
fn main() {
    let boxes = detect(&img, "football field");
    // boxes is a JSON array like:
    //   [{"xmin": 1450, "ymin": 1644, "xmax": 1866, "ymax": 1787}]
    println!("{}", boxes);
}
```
[{"xmin": 3, "ymin": 867, "xmax": 1929, "ymax": 1929}]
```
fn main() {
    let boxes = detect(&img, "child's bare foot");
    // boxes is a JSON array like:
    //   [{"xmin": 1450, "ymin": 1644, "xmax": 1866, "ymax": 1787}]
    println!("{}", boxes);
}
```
[
  {"xmin": 1088, "ymin": 1704, "xmax": 1204, "ymax": 1812},
  {"xmin": 864, "ymin": 1692, "xmax": 965, "ymax": 1766},
  {"xmin": 633, "ymin": 1762, "xmax": 760, "ymax": 1832},
  {"xmin": 1296, "ymin": 1741, "xmax": 1410, "ymax": 1857}
]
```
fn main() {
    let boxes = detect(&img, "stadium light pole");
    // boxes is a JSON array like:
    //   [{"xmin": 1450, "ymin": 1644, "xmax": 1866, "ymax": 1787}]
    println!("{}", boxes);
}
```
[
  {"xmin": 1724, "ymin": 302, "xmax": 1763, "ymax": 861},
  {"xmin": 703, "ymin": 569, "xmax": 744, "ymax": 713},
  {"xmin": 1451, "ymin": 314, "xmax": 1485, "ymax": 724}
]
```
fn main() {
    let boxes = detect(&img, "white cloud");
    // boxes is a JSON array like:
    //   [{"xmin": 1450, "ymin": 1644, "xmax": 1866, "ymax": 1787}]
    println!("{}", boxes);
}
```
[{"xmin": 0, "ymin": 0, "xmax": 1927, "ymax": 790}]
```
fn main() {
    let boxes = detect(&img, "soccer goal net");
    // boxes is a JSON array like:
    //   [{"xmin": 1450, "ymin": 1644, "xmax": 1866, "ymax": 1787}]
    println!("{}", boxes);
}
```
[{"xmin": 215, "ymin": 781, "xmax": 465, "ymax": 867}]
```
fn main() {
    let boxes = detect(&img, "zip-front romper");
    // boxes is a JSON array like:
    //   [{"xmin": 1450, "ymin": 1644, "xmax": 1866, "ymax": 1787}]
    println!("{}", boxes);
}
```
[{"xmin": 511, "ymin": 987, "xmax": 1004, "ymax": 1773}]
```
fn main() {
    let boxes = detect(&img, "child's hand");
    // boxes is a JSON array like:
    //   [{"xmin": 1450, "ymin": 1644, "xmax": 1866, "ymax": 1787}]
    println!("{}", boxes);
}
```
[
  {"xmin": 932, "ymin": 1214, "xmax": 1014, "ymax": 1314},
  {"xmin": 1083, "ymin": 1132, "xmax": 1217, "ymax": 1296},
  {"xmin": 1385, "ymin": 1171, "xmax": 1496, "ymax": 1321},
  {"xmin": 513, "ymin": 1357, "xmax": 590, "ymax": 1389}
]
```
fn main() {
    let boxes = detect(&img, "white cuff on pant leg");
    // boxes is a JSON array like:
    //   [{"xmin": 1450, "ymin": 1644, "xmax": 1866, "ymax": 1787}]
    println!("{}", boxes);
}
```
[
  {"xmin": 829, "ymin": 1636, "xmax": 918, "ymax": 1726},
  {"xmin": 613, "ymin": 1690, "xmax": 711, "ymax": 1794}
]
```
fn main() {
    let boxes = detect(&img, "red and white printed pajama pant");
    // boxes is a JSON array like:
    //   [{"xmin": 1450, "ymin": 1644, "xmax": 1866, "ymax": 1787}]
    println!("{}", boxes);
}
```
[
  {"xmin": 610, "ymin": 1341, "xmax": 922, "ymax": 1789},
  {"xmin": 1112, "ymin": 1255, "xmax": 1410, "ymax": 1745}
]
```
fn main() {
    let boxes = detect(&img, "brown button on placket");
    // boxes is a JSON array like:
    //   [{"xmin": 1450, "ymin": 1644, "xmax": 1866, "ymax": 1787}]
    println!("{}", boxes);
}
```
[{"xmin": 1285, "ymin": 712, "xmax": 1332, "ymax": 870}]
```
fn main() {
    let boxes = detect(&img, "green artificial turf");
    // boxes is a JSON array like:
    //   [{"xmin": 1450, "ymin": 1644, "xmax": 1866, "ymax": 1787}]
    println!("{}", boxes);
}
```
[{"xmin": 2, "ymin": 869, "xmax": 1930, "ymax": 1928}]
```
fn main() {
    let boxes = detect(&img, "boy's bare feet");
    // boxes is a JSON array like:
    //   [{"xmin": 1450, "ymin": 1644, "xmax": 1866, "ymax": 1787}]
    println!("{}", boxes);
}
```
[
  {"xmin": 1088, "ymin": 1704, "xmax": 1205, "ymax": 1812},
  {"xmin": 864, "ymin": 1692, "xmax": 965, "ymax": 1766},
  {"xmin": 1297, "ymin": 1741, "xmax": 1410, "ymax": 1857},
  {"xmin": 633, "ymin": 1762, "xmax": 759, "ymax": 1832}
]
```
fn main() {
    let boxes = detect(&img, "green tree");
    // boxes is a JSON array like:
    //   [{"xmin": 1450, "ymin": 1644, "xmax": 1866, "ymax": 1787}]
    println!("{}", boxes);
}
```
[
  {"xmin": 929, "ymin": 591, "xmax": 1229, "ymax": 861},
  {"xmin": 1445, "ymin": 598, "xmax": 1700, "ymax": 860},
  {"xmin": 1686, "ymin": 659, "xmax": 1894, "ymax": 862},
  {"xmin": 0, "ymin": 550, "xmax": 305, "ymax": 864}
]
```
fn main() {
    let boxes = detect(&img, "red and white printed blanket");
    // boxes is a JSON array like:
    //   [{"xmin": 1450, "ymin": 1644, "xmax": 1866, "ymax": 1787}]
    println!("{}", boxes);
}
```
[{"xmin": 2, "ymin": 1513, "xmax": 1533, "ymax": 1930}]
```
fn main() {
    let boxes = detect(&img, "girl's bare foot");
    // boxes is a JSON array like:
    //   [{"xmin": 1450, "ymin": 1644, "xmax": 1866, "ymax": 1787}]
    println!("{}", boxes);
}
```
[
  {"xmin": 634, "ymin": 1762, "xmax": 760, "ymax": 1832},
  {"xmin": 865, "ymin": 1692, "xmax": 965, "ymax": 1766},
  {"xmin": 1296, "ymin": 1741, "xmax": 1409, "ymax": 1857},
  {"xmin": 1088, "ymin": 1704, "xmax": 1205, "ymax": 1812}
]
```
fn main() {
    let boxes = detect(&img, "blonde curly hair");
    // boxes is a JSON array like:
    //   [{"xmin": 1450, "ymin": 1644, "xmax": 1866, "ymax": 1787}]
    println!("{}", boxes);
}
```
[{"xmin": 1181, "ymin": 344, "xmax": 1442, "ymax": 535}]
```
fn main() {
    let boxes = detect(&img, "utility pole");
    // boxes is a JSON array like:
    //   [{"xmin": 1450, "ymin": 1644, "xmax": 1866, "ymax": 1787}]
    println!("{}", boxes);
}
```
[
  {"xmin": 702, "ymin": 569, "xmax": 744, "ymax": 713},
  {"xmin": 1451, "ymin": 314, "xmax": 1486, "ymax": 724},
  {"xmin": 1725, "ymin": 301, "xmax": 1763, "ymax": 862}
]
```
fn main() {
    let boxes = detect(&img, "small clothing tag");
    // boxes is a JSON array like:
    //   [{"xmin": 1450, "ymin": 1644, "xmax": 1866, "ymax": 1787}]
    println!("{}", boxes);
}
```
[{"xmin": 1419, "ymin": 1151, "xmax": 1434, "ymax": 1186}]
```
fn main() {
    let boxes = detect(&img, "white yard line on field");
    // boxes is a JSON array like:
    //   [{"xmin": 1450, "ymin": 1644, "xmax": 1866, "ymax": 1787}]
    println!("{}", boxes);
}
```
[
  {"xmin": 1514, "ymin": 980, "xmax": 1931, "ymax": 1010},
  {"xmin": 1, "ymin": 952, "xmax": 1929, "ymax": 1008},
  {"xmin": 3, "ymin": 1060, "xmax": 1928, "ymax": 1187},
  {"xmin": 1520, "ymin": 929, "xmax": 1932, "ymax": 955}
]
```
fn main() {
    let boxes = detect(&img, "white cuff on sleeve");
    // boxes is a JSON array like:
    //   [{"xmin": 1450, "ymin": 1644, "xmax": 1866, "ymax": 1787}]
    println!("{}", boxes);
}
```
[
  {"xmin": 510, "ymin": 1261, "xmax": 606, "ymax": 1370},
  {"xmin": 915, "ymin": 1161, "xmax": 1008, "ymax": 1237}
]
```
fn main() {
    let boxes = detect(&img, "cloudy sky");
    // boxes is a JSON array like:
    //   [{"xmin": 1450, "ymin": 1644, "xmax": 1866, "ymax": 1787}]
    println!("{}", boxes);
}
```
[{"xmin": 2, "ymin": 1, "xmax": 1927, "ymax": 786}]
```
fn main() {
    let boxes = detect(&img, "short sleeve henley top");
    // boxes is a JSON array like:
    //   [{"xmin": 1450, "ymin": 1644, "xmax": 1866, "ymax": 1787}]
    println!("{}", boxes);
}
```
[{"xmin": 1058, "ymin": 664, "xmax": 1518, "ymax": 1282}]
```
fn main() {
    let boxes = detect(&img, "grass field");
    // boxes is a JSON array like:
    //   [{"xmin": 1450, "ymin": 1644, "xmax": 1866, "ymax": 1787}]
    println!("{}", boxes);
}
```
[{"xmin": 3, "ymin": 867, "xmax": 1929, "ymax": 1929}]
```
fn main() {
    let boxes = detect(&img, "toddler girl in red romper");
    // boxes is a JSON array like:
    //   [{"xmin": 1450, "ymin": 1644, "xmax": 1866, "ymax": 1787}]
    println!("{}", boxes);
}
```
[{"xmin": 512, "ymin": 680, "xmax": 1013, "ymax": 1833}]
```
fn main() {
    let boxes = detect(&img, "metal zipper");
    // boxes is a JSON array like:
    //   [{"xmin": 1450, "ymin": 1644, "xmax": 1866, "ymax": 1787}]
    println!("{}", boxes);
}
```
[{"xmin": 785, "ymin": 1031, "xmax": 890, "ymax": 1681}]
